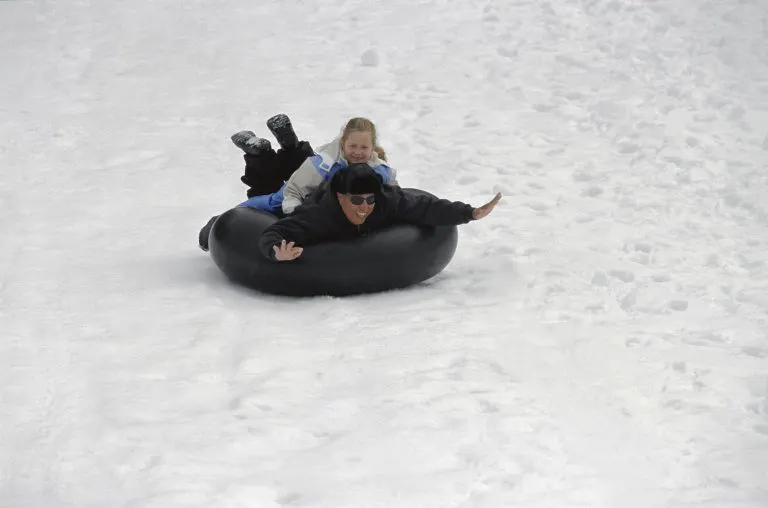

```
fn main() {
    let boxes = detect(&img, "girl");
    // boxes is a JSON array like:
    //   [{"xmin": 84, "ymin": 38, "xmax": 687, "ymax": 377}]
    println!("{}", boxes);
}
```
[{"xmin": 235, "ymin": 116, "xmax": 398, "ymax": 215}]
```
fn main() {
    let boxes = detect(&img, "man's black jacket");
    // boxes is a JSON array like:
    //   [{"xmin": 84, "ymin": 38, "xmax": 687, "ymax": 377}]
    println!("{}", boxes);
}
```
[{"xmin": 258, "ymin": 184, "xmax": 475, "ymax": 260}]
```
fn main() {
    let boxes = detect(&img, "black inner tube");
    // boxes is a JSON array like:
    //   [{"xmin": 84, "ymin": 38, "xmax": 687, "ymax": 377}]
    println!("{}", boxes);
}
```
[{"xmin": 207, "ymin": 190, "xmax": 459, "ymax": 297}]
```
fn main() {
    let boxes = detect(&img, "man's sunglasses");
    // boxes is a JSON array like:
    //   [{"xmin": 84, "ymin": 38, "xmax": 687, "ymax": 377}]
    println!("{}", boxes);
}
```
[{"xmin": 348, "ymin": 194, "xmax": 376, "ymax": 205}]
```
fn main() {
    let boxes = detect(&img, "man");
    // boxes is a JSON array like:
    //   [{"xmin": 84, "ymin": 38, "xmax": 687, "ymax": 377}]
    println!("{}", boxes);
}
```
[{"xmin": 259, "ymin": 163, "xmax": 502, "ymax": 262}]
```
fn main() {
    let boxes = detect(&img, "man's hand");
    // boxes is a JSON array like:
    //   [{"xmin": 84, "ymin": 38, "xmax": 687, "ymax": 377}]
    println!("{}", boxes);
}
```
[
  {"xmin": 272, "ymin": 240, "xmax": 303, "ymax": 261},
  {"xmin": 472, "ymin": 192, "xmax": 502, "ymax": 220}
]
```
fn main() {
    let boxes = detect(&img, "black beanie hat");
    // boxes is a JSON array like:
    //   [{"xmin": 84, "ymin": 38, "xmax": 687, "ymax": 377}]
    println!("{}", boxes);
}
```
[{"xmin": 331, "ymin": 163, "xmax": 383, "ymax": 195}]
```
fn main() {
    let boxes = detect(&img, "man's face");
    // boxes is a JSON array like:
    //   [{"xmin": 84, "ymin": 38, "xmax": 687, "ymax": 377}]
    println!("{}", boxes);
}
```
[{"xmin": 337, "ymin": 192, "xmax": 376, "ymax": 225}]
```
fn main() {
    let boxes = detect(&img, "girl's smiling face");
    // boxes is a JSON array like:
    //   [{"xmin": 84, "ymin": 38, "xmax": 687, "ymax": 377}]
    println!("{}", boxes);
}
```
[{"xmin": 342, "ymin": 130, "xmax": 374, "ymax": 164}]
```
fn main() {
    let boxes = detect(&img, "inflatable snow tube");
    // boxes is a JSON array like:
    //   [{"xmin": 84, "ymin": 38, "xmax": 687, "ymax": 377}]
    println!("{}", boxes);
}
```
[{"xmin": 207, "ymin": 189, "xmax": 459, "ymax": 297}]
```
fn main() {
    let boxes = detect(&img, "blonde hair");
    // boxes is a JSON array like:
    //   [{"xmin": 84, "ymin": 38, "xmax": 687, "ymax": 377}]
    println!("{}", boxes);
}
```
[{"xmin": 340, "ymin": 117, "xmax": 387, "ymax": 161}]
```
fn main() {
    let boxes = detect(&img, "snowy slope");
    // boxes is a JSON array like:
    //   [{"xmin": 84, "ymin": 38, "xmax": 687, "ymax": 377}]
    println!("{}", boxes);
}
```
[{"xmin": 1, "ymin": 0, "xmax": 767, "ymax": 507}]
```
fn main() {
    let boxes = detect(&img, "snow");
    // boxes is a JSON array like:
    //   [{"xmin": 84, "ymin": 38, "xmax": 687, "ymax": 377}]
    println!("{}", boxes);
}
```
[{"xmin": 1, "ymin": 0, "xmax": 767, "ymax": 506}]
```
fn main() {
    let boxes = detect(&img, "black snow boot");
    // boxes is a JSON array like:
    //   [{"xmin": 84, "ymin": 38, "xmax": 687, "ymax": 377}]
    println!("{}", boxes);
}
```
[
  {"xmin": 198, "ymin": 215, "xmax": 218, "ymax": 252},
  {"xmin": 231, "ymin": 130, "xmax": 273, "ymax": 155},
  {"xmin": 266, "ymin": 114, "xmax": 299, "ymax": 150}
]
